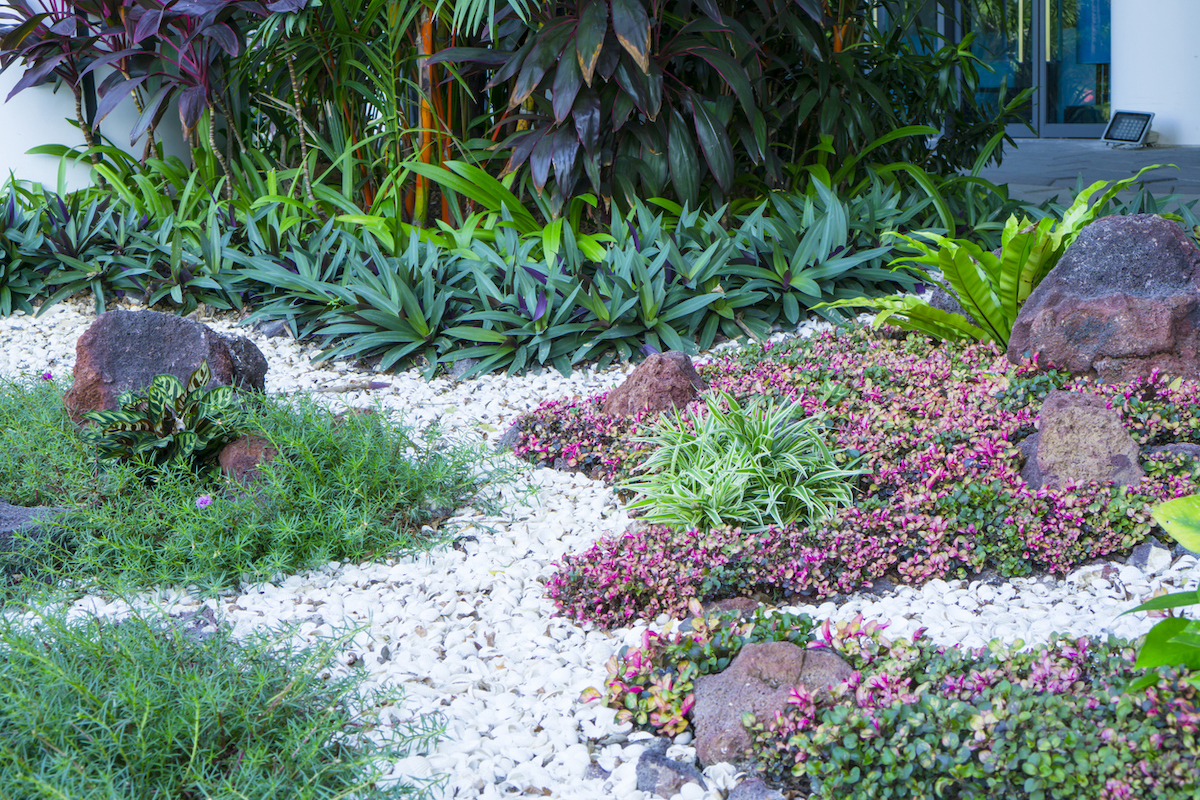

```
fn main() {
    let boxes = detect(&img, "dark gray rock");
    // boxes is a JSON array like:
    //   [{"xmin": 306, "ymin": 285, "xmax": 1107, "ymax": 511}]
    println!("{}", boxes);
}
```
[
  {"xmin": 635, "ymin": 737, "xmax": 707, "ymax": 798},
  {"xmin": 1008, "ymin": 214, "xmax": 1200, "ymax": 382},
  {"xmin": 1127, "ymin": 536, "xmax": 1174, "ymax": 573},
  {"xmin": 493, "ymin": 422, "xmax": 523, "ymax": 453},
  {"xmin": 862, "ymin": 576, "xmax": 898, "ymax": 597},
  {"xmin": 449, "ymin": 357, "xmax": 481, "ymax": 382},
  {"xmin": 928, "ymin": 286, "xmax": 975, "ymax": 326},
  {"xmin": 0, "ymin": 500, "xmax": 72, "ymax": 578},
  {"xmin": 1018, "ymin": 432, "xmax": 1043, "ymax": 489},
  {"xmin": 728, "ymin": 777, "xmax": 787, "ymax": 800},
  {"xmin": 253, "ymin": 319, "xmax": 292, "ymax": 339}
]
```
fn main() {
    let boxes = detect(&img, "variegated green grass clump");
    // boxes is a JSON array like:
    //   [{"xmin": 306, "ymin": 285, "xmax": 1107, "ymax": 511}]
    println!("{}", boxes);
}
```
[
  {"xmin": 80, "ymin": 359, "xmax": 243, "ymax": 475},
  {"xmin": 621, "ymin": 389, "xmax": 861, "ymax": 532}
]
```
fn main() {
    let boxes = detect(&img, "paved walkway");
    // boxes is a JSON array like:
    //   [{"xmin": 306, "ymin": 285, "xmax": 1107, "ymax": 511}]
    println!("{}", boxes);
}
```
[{"xmin": 972, "ymin": 138, "xmax": 1200, "ymax": 207}]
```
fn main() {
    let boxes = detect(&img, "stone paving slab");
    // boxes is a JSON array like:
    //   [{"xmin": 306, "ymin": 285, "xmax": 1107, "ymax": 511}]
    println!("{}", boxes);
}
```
[{"xmin": 973, "ymin": 139, "xmax": 1200, "ymax": 206}]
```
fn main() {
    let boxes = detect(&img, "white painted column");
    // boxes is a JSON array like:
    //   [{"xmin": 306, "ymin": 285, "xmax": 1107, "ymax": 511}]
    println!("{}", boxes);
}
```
[{"xmin": 1111, "ymin": 0, "xmax": 1200, "ymax": 145}]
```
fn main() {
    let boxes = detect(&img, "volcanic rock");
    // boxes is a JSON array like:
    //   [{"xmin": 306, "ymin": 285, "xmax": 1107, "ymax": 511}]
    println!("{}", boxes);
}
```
[
  {"xmin": 1008, "ymin": 214, "xmax": 1200, "ymax": 382},
  {"xmin": 1033, "ymin": 390, "xmax": 1144, "ymax": 490},
  {"xmin": 601, "ymin": 352, "xmax": 707, "ymax": 417},
  {"xmin": 692, "ymin": 641, "xmax": 853, "ymax": 766},
  {"xmin": 64, "ymin": 310, "xmax": 267, "ymax": 422}
]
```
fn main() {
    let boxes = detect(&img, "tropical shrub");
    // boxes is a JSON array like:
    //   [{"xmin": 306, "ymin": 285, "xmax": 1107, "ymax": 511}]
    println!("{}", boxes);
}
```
[
  {"xmin": 621, "ymin": 390, "xmax": 861, "ymax": 532},
  {"xmin": 436, "ymin": 0, "xmax": 1029, "ymax": 211},
  {"xmin": 0, "ymin": 183, "xmax": 47, "ymax": 315},
  {"xmin": 80, "ymin": 359, "xmax": 245, "ymax": 477},
  {"xmin": 0, "ymin": 0, "xmax": 304, "ymax": 184}
]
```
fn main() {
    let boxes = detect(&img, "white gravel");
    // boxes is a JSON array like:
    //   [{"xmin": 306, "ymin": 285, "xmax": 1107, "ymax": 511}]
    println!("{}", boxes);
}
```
[{"xmin": 2, "ymin": 299, "xmax": 1197, "ymax": 800}]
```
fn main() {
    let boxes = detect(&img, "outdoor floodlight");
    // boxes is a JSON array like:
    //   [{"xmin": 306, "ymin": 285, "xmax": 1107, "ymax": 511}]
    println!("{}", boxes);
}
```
[{"xmin": 1102, "ymin": 111, "xmax": 1155, "ymax": 146}]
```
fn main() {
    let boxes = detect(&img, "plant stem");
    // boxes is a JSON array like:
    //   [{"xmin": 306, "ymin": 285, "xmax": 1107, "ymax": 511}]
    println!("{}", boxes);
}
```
[
  {"xmin": 413, "ymin": 7, "xmax": 435, "ymax": 227},
  {"xmin": 286, "ymin": 53, "xmax": 321, "ymax": 217},
  {"xmin": 206, "ymin": 106, "xmax": 233, "ymax": 201}
]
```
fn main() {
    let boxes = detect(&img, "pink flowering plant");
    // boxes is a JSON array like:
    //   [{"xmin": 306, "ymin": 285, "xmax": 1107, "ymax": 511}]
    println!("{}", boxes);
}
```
[
  {"xmin": 747, "ymin": 631, "xmax": 1200, "ymax": 799},
  {"xmin": 517, "ymin": 328, "xmax": 1200, "ymax": 627},
  {"xmin": 580, "ymin": 603, "xmax": 816, "ymax": 736},
  {"xmin": 590, "ymin": 603, "xmax": 1200, "ymax": 797}
]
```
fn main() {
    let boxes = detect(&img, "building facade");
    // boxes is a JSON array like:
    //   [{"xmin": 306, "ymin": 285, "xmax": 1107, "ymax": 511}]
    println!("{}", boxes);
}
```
[{"xmin": 911, "ymin": 0, "xmax": 1199, "ymax": 144}]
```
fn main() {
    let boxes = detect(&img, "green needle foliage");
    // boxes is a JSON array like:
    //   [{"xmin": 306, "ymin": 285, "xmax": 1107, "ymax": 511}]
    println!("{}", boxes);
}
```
[
  {"xmin": 0, "ymin": 376, "xmax": 507, "ymax": 597},
  {"xmin": 0, "ymin": 607, "xmax": 440, "ymax": 799},
  {"xmin": 621, "ymin": 390, "xmax": 861, "ymax": 532}
]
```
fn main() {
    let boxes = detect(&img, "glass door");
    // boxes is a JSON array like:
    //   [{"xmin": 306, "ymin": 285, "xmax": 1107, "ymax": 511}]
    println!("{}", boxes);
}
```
[
  {"xmin": 1041, "ymin": 0, "xmax": 1110, "ymax": 136},
  {"xmin": 961, "ymin": 0, "xmax": 1036, "ymax": 136},
  {"xmin": 956, "ymin": 0, "xmax": 1110, "ymax": 137}
]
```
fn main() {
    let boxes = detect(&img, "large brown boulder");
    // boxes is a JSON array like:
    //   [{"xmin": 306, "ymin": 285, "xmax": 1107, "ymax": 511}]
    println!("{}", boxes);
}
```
[
  {"xmin": 64, "ymin": 310, "xmax": 268, "ymax": 423},
  {"xmin": 692, "ymin": 641, "xmax": 853, "ymax": 766},
  {"xmin": 1008, "ymin": 214, "xmax": 1200, "ymax": 383},
  {"xmin": 1032, "ymin": 390, "xmax": 1145, "ymax": 490},
  {"xmin": 601, "ymin": 352, "xmax": 706, "ymax": 417}
]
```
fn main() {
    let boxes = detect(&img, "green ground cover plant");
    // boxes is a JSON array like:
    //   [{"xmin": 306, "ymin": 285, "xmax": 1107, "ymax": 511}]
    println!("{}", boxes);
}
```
[
  {"xmin": 0, "ymin": 376, "xmax": 502, "ymax": 596},
  {"xmin": 516, "ymin": 327, "xmax": 1200, "ymax": 627},
  {"xmin": 587, "ymin": 608, "xmax": 1200, "ymax": 799},
  {"xmin": 0, "ymin": 606, "xmax": 439, "ymax": 799}
]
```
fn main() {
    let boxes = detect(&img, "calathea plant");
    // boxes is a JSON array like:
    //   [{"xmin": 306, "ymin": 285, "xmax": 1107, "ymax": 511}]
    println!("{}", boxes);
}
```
[{"xmin": 81, "ymin": 359, "xmax": 244, "ymax": 475}]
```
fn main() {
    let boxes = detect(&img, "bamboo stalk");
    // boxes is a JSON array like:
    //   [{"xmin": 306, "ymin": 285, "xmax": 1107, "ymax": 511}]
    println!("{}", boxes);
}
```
[{"xmin": 413, "ymin": 6, "xmax": 435, "ymax": 227}]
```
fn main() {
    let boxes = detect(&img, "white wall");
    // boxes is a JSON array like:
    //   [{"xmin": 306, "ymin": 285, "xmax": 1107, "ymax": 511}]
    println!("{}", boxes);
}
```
[
  {"xmin": 1112, "ymin": 0, "xmax": 1200, "ymax": 145},
  {"xmin": 0, "ymin": 10, "xmax": 188, "ymax": 192},
  {"xmin": 0, "ymin": 70, "xmax": 95, "ymax": 190}
]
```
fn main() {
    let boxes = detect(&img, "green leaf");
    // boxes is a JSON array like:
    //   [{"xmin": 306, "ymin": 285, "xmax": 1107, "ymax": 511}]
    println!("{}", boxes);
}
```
[
  {"xmin": 667, "ymin": 109, "xmax": 699, "ymax": 210},
  {"xmin": 511, "ymin": 19, "xmax": 574, "ymax": 107},
  {"xmin": 1125, "ymin": 589, "xmax": 1200, "ymax": 615},
  {"xmin": 575, "ymin": 0, "xmax": 608, "ymax": 86},
  {"xmin": 691, "ymin": 97, "xmax": 734, "ymax": 192},
  {"xmin": 1135, "ymin": 617, "xmax": 1200, "ymax": 670},
  {"xmin": 1152, "ymin": 494, "xmax": 1200, "ymax": 552}
]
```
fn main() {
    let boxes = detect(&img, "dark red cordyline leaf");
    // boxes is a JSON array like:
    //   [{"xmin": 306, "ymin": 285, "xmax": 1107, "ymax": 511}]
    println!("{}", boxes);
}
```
[{"xmin": 610, "ymin": 0, "xmax": 650, "ymax": 73}]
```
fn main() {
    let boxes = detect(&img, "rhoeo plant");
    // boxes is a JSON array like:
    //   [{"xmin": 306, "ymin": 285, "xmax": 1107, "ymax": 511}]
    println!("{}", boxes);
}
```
[
  {"xmin": 621, "ymin": 389, "xmax": 861, "ymax": 532},
  {"xmin": 81, "ymin": 359, "xmax": 244, "ymax": 475}
]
